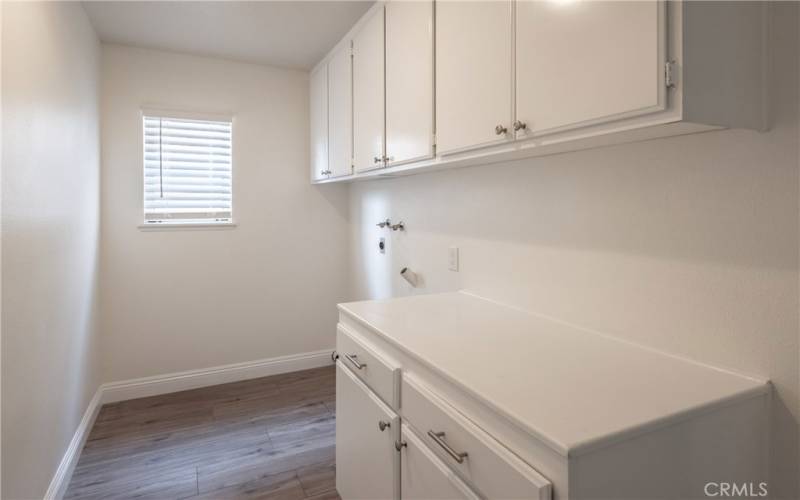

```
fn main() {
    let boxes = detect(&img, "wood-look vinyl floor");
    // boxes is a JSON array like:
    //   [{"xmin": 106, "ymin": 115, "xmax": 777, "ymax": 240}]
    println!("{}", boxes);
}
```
[{"xmin": 65, "ymin": 366, "xmax": 339, "ymax": 500}]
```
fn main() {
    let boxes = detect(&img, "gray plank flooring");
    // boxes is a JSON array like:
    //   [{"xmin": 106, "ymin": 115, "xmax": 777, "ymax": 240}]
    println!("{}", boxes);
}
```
[{"xmin": 65, "ymin": 366, "xmax": 339, "ymax": 500}]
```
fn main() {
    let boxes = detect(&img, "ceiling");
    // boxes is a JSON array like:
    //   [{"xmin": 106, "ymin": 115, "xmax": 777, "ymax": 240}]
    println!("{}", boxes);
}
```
[{"xmin": 82, "ymin": 1, "xmax": 373, "ymax": 70}]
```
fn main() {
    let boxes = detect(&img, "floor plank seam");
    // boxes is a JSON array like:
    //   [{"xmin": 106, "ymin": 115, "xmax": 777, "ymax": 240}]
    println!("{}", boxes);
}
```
[
  {"xmin": 294, "ymin": 469, "xmax": 308, "ymax": 498},
  {"xmin": 264, "ymin": 424, "xmax": 276, "ymax": 449}
]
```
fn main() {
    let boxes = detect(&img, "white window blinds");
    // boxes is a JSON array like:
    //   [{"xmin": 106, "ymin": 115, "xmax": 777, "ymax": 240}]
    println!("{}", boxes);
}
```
[{"xmin": 143, "ymin": 115, "xmax": 232, "ymax": 223}]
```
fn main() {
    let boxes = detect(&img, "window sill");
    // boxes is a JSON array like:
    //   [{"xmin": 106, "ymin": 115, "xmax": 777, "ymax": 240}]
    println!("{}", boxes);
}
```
[{"xmin": 138, "ymin": 222, "xmax": 237, "ymax": 231}]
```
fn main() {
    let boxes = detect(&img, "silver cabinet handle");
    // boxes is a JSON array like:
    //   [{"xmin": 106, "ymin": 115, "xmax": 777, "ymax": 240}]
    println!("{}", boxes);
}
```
[
  {"xmin": 427, "ymin": 430, "xmax": 468, "ymax": 463},
  {"xmin": 344, "ymin": 353, "xmax": 366, "ymax": 370},
  {"xmin": 513, "ymin": 120, "xmax": 527, "ymax": 132},
  {"xmin": 374, "ymin": 156, "xmax": 382, "ymax": 163},
  {"xmin": 495, "ymin": 124, "xmax": 507, "ymax": 135},
  {"xmin": 378, "ymin": 420, "xmax": 390, "ymax": 432},
  {"xmin": 320, "ymin": 169, "xmax": 331, "ymax": 176},
  {"xmin": 395, "ymin": 440, "xmax": 407, "ymax": 451}
]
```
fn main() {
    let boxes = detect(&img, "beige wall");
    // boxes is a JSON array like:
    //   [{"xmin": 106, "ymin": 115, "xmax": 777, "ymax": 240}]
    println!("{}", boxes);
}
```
[
  {"xmin": 350, "ymin": 3, "xmax": 799, "ymax": 498},
  {"xmin": 100, "ymin": 45, "xmax": 350, "ymax": 382},
  {"xmin": 1, "ymin": 2, "xmax": 101, "ymax": 499}
]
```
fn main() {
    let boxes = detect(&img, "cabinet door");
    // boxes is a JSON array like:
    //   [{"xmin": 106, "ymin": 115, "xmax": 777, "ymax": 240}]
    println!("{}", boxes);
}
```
[
  {"xmin": 436, "ymin": 1, "xmax": 513, "ymax": 155},
  {"xmin": 336, "ymin": 362, "xmax": 400, "ymax": 500},
  {"xmin": 385, "ymin": 0, "xmax": 433, "ymax": 166},
  {"xmin": 310, "ymin": 64, "xmax": 329, "ymax": 181},
  {"xmin": 352, "ymin": 6, "xmax": 385, "ymax": 173},
  {"xmin": 400, "ymin": 424, "xmax": 480, "ymax": 500},
  {"xmin": 515, "ymin": 0, "xmax": 666, "ymax": 138},
  {"xmin": 328, "ymin": 42, "xmax": 352, "ymax": 178}
]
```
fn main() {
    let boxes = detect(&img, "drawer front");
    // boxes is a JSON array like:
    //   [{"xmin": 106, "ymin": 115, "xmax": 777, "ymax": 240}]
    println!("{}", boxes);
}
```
[
  {"xmin": 400, "ymin": 424, "xmax": 480, "ymax": 500},
  {"xmin": 337, "ymin": 324, "xmax": 401, "ymax": 409},
  {"xmin": 402, "ymin": 375, "xmax": 552, "ymax": 500}
]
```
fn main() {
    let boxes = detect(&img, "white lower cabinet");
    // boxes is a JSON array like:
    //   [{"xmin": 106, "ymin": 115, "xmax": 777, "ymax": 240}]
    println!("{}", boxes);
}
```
[
  {"xmin": 337, "ymin": 325, "xmax": 402, "ymax": 409},
  {"xmin": 336, "ymin": 295, "xmax": 768, "ymax": 500},
  {"xmin": 398, "ymin": 424, "xmax": 479, "ymax": 500},
  {"xmin": 402, "ymin": 375, "xmax": 551, "ymax": 500},
  {"xmin": 335, "ymin": 337, "xmax": 553, "ymax": 500},
  {"xmin": 336, "ymin": 362, "xmax": 400, "ymax": 500}
]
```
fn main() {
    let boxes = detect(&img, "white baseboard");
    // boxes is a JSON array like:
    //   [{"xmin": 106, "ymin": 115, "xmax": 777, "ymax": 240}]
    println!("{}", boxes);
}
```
[
  {"xmin": 44, "ymin": 349, "xmax": 335, "ymax": 499},
  {"xmin": 100, "ymin": 349, "xmax": 335, "ymax": 404},
  {"xmin": 44, "ymin": 388, "xmax": 103, "ymax": 500}
]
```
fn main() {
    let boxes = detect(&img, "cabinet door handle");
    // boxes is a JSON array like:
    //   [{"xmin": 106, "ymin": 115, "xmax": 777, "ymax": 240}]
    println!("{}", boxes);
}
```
[
  {"xmin": 374, "ymin": 156, "xmax": 383, "ymax": 164},
  {"xmin": 344, "ymin": 353, "xmax": 366, "ymax": 370},
  {"xmin": 427, "ymin": 430, "xmax": 468, "ymax": 463},
  {"xmin": 495, "ymin": 124, "xmax": 507, "ymax": 136},
  {"xmin": 378, "ymin": 420, "xmax": 390, "ymax": 432},
  {"xmin": 513, "ymin": 120, "xmax": 527, "ymax": 132}
]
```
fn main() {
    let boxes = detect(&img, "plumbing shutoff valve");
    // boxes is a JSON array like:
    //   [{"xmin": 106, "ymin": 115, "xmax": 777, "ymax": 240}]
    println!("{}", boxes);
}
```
[{"xmin": 376, "ymin": 219, "xmax": 405, "ymax": 231}]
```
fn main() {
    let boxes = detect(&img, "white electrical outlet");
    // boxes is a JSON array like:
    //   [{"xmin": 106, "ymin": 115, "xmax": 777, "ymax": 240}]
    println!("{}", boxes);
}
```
[{"xmin": 448, "ymin": 247, "xmax": 459, "ymax": 272}]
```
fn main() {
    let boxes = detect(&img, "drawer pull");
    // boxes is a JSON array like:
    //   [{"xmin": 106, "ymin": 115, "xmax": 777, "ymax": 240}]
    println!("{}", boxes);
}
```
[
  {"xmin": 428, "ymin": 430, "xmax": 468, "ymax": 464},
  {"xmin": 378, "ymin": 420, "xmax": 391, "ymax": 432},
  {"xmin": 344, "ymin": 353, "xmax": 366, "ymax": 370}
]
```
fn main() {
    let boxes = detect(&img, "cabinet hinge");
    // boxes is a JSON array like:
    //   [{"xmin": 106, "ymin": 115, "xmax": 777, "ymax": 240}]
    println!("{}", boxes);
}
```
[{"xmin": 665, "ymin": 60, "xmax": 676, "ymax": 89}]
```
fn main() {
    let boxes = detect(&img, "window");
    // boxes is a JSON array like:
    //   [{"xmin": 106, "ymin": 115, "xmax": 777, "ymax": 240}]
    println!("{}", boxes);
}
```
[{"xmin": 143, "ymin": 114, "xmax": 233, "ymax": 225}]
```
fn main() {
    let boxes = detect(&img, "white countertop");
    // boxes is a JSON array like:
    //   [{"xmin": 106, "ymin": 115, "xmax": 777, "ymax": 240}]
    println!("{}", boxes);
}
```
[{"xmin": 338, "ymin": 291, "xmax": 769, "ymax": 457}]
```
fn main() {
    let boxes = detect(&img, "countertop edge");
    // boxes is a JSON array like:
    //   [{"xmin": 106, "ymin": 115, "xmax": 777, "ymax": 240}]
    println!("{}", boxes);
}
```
[{"xmin": 567, "ymin": 383, "xmax": 771, "ymax": 458}]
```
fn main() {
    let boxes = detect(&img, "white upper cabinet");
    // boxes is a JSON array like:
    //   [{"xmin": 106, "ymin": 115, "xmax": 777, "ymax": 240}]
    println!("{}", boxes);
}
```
[
  {"xmin": 328, "ymin": 42, "xmax": 352, "ymax": 178},
  {"xmin": 353, "ymin": 6, "xmax": 386, "ymax": 173},
  {"xmin": 310, "ymin": 64, "xmax": 329, "ymax": 181},
  {"xmin": 515, "ymin": 0, "xmax": 665, "ymax": 138},
  {"xmin": 436, "ymin": 1, "xmax": 513, "ymax": 155},
  {"xmin": 311, "ymin": 1, "xmax": 766, "ymax": 183},
  {"xmin": 385, "ymin": 0, "xmax": 434, "ymax": 166}
]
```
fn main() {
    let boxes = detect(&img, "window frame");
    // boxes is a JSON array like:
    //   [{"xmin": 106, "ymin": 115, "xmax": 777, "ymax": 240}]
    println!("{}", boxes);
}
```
[{"xmin": 138, "ymin": 107, "xmax": 236, "ymax": 229}]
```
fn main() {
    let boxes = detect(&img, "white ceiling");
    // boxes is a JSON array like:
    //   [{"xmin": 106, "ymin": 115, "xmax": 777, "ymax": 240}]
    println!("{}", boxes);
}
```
[{"xmin": 82, "ymin": 1, "xmax": 373, "ymax": 70}]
